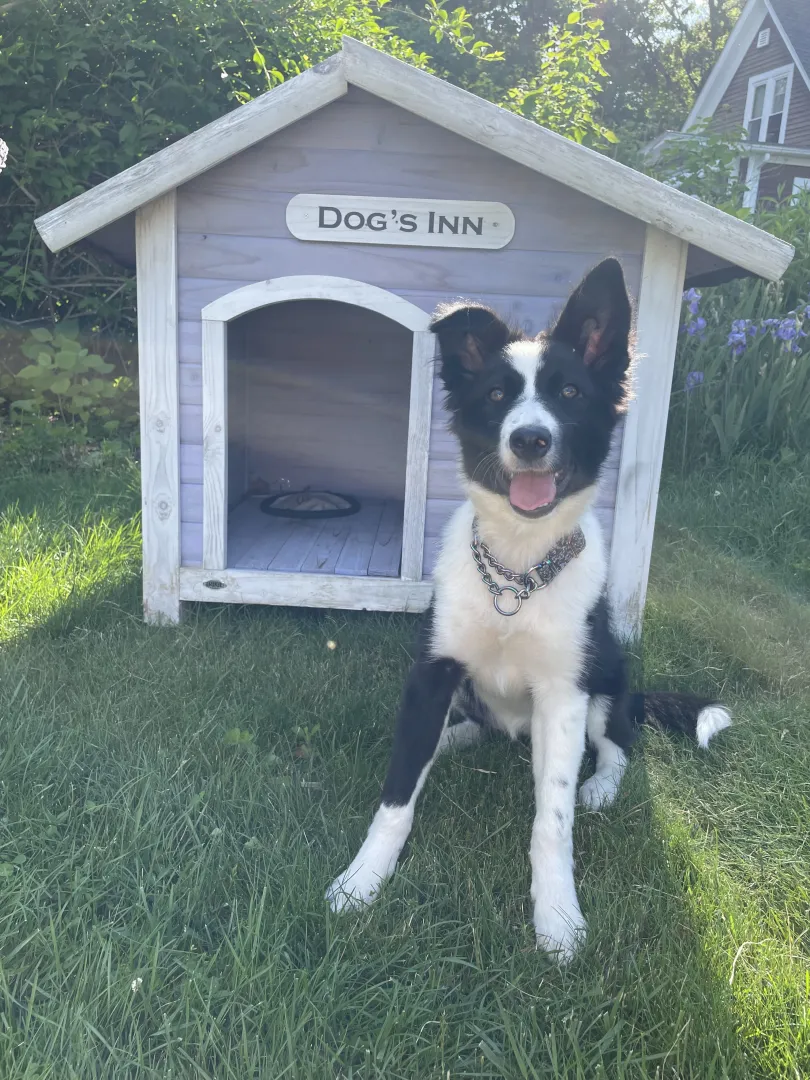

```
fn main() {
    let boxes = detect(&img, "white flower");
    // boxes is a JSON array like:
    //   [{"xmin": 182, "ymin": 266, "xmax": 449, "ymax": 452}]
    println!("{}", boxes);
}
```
[{"xmin": 131, "ymin": 977, "xmax": 143, "ymax": 993}]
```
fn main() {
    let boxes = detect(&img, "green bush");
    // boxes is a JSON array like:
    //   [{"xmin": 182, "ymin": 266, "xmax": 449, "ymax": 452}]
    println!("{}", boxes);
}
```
[
  {"xmin": 0, "ymin": 416, "xmax": 126, "ymax": 473},
  {"xmin": 1, "ymin": 321, "xmax": 137, "ymax": 433},
  {"xmin": 0, "ymin": 0, "xmax": 430, "ymax": 337},
  {"xmin": 0, "ymin": 0, "xmax": 437, "ymax": 462}
]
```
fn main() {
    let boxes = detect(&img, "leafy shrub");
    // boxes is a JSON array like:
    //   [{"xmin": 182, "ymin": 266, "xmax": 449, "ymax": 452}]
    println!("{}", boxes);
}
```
[
  {"xmin": 644, "ymin": 122, "xmax": 750, "ymax": 213},
  {"xmin": 0, "ymin": 417, "xmax": 98, "ymax": 472},
  {"xmin": 503, "ymin": 1, "xmax": 616, "ymax": 147},
  {"xmin": 0, "ymin": 0, "xmax": 432, "ymax": 338},
  {"xmin": 1, "ymin": 322, "xmax": 137, "ymax": 434}
]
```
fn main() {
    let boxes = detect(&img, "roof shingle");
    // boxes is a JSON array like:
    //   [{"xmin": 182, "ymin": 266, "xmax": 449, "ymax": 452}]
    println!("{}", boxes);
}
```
[{"xmin": 770, "ymin": 0, "xmax": 810, "ymax": 80}]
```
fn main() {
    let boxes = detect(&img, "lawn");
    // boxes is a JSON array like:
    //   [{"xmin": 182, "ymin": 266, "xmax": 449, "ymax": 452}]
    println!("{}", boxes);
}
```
[{"xmin": 0, "ymin": 456, "xmax": 808, "ymax": 1079}]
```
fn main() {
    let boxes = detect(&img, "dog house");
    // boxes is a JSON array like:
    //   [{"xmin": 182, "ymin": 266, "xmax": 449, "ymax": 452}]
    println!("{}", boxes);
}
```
[{"xmin": 34, "ymin": 38, "xmax": 792, "ymax": 636}]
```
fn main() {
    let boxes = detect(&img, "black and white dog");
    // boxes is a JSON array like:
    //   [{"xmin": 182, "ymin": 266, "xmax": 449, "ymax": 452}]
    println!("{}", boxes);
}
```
[{"xmin": 327, "ymin": 259, "xmax": 731, "ymax": 961}]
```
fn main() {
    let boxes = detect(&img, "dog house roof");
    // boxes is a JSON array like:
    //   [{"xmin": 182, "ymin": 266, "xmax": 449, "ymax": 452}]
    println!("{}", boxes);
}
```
[{"xmin": 35, "ymin": 36, "xmax": 793, "ymax": 284}]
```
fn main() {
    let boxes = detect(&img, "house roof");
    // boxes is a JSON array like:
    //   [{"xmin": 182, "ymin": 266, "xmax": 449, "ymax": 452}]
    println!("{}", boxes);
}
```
[
  {"xmin": 684, "ymin": 0, "xmax": 810, "ymax": 132},
  {"xmin": 34, "ymin": 37, "xmax": 793, "ymax": 283},
  {"xmin": 769, "ymin": 0, "xmax": 810, "ymax": 83}
]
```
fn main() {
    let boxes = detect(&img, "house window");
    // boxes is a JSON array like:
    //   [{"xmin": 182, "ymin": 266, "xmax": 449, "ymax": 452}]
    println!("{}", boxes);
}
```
[
  {"xmin": 793, "ymin": 177, "xmax": 810, "ymax": 201},
  {"xmin": 757, "ymin": 28, "xmax": 770, "ymax": 48},
  {"xmin": 745, "ymin": 65, "xmax": 794, "ymax": 144}
]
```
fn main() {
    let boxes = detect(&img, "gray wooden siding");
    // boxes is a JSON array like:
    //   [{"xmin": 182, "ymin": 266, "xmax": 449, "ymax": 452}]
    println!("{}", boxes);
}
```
[
  {"xmin": 711, "ymin": 15, "xmax": 810, "ymax": 148},
  {"xmin": 234, "ymin": 300, "xmax": 413, "ymax": 501},
  {"xmin": 175, "ymin": 87, "xmax": 646, "ymax": 572}
]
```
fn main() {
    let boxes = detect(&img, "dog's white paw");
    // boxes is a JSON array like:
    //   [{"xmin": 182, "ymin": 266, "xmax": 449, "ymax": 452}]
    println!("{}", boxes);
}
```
[
  {"xmin": 533, "ymin": 894, "xmax": 586, "ymax": 963},
  {"xmin": 326, "ymin": 861, "xmax": 384, "ymax": 913},
  {"xmin": 326, "ymin": 803, "xmax": 413, "ymax": 913},
  {"xmin": 578, "ymin": 769, "xmax": 621, "ymax": 810}
]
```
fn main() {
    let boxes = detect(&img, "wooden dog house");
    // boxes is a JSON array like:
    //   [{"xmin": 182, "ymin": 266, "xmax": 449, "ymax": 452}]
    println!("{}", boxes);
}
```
[{"xmin": 35, "ymin": 38, "xmax": 792, "ymax": 636}]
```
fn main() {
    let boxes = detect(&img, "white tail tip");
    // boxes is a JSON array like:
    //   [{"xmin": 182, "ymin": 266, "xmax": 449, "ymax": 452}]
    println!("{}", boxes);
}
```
[{"xmin": 696, "ymin": 705, "xmax": 732, "ymax": 749}]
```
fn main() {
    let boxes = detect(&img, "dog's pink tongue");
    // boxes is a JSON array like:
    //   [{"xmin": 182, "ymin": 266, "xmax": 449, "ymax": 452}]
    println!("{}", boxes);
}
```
[{"xmin": 509, "ymin": 472, "xmax": 557, "ymax": 511}]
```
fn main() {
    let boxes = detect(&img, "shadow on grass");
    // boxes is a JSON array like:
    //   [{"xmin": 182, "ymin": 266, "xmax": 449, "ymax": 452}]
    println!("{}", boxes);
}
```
[{"xmin": 329, "ymin": 722, "xmax": 755, "ymax": 1078}]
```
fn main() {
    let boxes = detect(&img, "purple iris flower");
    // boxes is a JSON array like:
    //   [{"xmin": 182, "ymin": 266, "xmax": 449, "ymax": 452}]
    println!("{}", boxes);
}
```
[
  {"xmin": 685, "ymin": 370, "xmax": 704, "ymax": 391},
  {"xmin": 683, "ymin": 288, "xmax": 701, "ymax": 316}
]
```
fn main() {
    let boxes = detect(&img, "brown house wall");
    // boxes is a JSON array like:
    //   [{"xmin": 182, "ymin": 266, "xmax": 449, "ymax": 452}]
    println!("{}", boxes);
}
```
[
  {"xmin": 758, "ymin": 163, "xmax": 810, "ymax": 201},
  {"xmin": 711, "ymin": 14, "xmax": 810, "ymax": 148}
]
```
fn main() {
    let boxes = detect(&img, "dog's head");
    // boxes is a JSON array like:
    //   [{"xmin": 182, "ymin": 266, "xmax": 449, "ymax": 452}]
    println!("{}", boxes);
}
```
[{"xmin": 431, "ymin": 259, "xmax": 633, "ymax": 519}]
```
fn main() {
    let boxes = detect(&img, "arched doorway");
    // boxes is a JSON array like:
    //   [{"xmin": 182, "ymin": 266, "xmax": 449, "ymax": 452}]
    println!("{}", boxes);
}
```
[{"xmin": 200, "ymin": 276, "xmax": 434, "ymax": 583}]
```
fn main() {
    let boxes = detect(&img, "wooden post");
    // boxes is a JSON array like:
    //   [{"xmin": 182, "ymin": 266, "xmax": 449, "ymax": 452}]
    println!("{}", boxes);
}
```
[
  {"xmin": 202, "ymin": 318, "xmax": 228, "ymax": 570},
  {"xmin": 400, "ymin": 330, "xmax": 435, "ymax": 581},
  {"xmin": 608, "ymin": 225, "xmax": 688, "ymax": 640},
  {"xmin": 743, "ymin": 152, "xmax": 764, "ymax": 211},
  {"xmin": 136, "ymin": 191, "xmax": 181, "ymax": 624}
]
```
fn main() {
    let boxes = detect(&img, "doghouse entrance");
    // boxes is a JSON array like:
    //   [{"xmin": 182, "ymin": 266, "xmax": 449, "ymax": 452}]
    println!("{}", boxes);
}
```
[{"xmin": 225, "ymin": 299, "xmax": 413, "ymax": 577}]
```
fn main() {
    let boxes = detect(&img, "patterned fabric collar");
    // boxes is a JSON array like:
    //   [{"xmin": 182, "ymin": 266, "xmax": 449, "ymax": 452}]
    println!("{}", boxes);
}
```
[{"xmin": 470, "ymin": 523, "xmax": 586, "ymax": 616}]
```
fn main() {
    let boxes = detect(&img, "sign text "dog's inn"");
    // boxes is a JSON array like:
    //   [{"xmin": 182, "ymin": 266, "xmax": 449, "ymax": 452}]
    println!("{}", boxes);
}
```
[{"xmin": 286, "ymin": 195, "xmax": 515, "ymax": 250}]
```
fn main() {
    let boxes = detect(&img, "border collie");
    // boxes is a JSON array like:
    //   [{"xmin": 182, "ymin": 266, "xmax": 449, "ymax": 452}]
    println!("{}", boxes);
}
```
[{"xmin": 327, "ymin": 259, "xmax": 731, "ymax": 962}]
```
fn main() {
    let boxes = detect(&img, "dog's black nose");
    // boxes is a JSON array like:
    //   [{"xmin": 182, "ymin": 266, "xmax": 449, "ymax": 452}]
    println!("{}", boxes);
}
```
[{"xmin": 509, "ymin": 426, "xmax": 552, "ymax": 460}]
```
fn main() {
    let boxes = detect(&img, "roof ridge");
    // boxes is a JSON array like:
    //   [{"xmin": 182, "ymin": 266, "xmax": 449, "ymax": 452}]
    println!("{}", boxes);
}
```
[{"xmin": 33, "ymin": 36, "xmax": 793, "ymax": 283}]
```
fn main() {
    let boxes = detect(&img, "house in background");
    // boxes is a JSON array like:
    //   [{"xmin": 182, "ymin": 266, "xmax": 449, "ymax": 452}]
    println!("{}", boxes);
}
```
[{"xmin": 649, "ymin": 0, "xmax": 810, "ymax": 209}]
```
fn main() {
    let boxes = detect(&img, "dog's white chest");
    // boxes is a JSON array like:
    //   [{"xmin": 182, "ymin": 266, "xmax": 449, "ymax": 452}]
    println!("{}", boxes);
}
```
[{"xmin": 430, "ymin": 501, "xmax": 607, "ymax": 722}]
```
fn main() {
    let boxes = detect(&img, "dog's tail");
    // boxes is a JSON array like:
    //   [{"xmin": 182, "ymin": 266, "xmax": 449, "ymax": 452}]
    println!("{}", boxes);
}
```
[{"xmin": 629, "ymin": 692, "xmax": 732, "ymax": 749}]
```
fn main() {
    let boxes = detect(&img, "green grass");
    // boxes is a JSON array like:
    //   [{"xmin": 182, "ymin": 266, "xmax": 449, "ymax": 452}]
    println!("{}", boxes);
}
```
[{"xmin": 0, "ymin": 458, "xmax": 808, "ymax": 1079}]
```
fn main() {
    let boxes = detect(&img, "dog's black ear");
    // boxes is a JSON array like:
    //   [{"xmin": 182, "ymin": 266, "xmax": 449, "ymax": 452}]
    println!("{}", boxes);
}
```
[
  {"xmin": 430, "ymin": 303, "xmax": 512, "ymax": 375},
  {"xmin": 551, "ymin": 259, "xmax": 632, "ymax": 370}
]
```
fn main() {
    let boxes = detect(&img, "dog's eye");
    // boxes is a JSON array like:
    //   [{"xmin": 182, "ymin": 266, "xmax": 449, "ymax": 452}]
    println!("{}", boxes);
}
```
[
  {"xmin": 560, "ymin": 384, "xmax": 579, "ymax": 399},
  {"xmin": 488, "ymin": 387, "xmax": 505, "ymax": 402}
]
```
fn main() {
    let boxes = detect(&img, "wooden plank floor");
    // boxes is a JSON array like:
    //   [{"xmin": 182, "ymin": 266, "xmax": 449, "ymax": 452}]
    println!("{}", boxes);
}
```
[{"xmin": 229, "ymin": 496, "xmax": 404, "ymax": 578}]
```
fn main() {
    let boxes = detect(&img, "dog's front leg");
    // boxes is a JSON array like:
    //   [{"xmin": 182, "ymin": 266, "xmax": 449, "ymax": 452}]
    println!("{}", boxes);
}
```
[
  {"xmin": 327, "ymin": 652, "xmax": 463, "ymax": 912},
  {"xmin": 529, "ymin": 683, "xmax": 588, "ymax": 962}
]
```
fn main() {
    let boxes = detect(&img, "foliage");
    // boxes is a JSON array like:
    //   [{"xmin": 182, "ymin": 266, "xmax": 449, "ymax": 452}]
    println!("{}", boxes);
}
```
[
  {"xmin": 597, "ymin": 0, "xmax": 743, "ymax": 136},
  {"xmin": 0, "ymin": 321, "xmax": 137, "ymax": 434},
  {"xmin": 384, "ymin": 0, "xmax": 561, "ymax": 102},
  {"xmin": 668, "ymin": 273, "xmax": 810, "ymax": 466},
  {"xmin": 644, "ymin": 123, "xmax": 749, "ymax": 213},
  {"xmin": 503, "ymin": 1, "xmax": 616, "ymax": 146},
  {"xmin": 422, "ymin": 0, "xmax": 502, "ymax": 62},
  {"xmin": 0, "ymin": 415, "xmax": 90, "ymax": 473},
  {"xmin": 0, "ymin": 0, "xmax": 430, "ymax": 333},
  {"xmin": 655, "ymin": 126, "xmax": 810, "ymax": 471}
]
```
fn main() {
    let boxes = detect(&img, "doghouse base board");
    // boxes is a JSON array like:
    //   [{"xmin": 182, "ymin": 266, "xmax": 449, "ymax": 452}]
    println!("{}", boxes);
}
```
[
  {"xmin": 226, "ymin": 496, "xmax": 404, "ymax": 578},
  {"xmin": 178, "ymin": 568, "xmax": 433, "ymax": 612}
]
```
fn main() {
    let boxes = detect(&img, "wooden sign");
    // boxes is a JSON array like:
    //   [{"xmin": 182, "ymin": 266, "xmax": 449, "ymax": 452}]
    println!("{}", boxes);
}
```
[{"xmin": 286, "ymin": 195, "xmax": 515, "ymax": 250}]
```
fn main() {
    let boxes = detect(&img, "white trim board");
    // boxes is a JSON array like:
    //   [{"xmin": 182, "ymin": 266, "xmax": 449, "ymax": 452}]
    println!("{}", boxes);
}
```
[
  {"xmin": 137, "ymin": 192, "xmax": 182, "ymax": 624},
  {"xmin": 179, "ymin": 567, "xmax": 433, "ymax": 612},
  {"xmin": 35, "ymin": 56, "xmax": 348, "ymax": 252},
  {"xmin": 201, "ymin": 275, "xmax": 431, "ymax": 330},
  {"xmin": 684, "ymin": 0, "xmax": 810, "ymax": 132},
  {"xmin": 683, "ymin": 0, "xmax": 767, "ymax": 130},
  {"xmin": 33, "ymin": 38, "xmax": 792, "ymax": 283}
]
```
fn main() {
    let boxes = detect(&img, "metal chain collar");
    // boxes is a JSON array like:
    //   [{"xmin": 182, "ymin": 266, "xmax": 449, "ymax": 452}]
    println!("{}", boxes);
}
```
[{"xmin": 471, "ymin": 523, "xmax": 586, "ymax": 616}]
